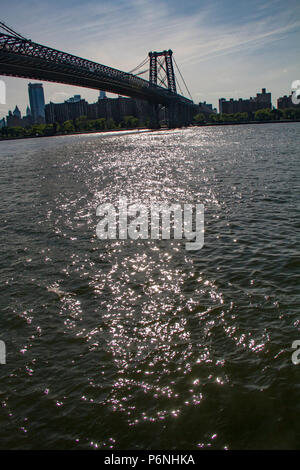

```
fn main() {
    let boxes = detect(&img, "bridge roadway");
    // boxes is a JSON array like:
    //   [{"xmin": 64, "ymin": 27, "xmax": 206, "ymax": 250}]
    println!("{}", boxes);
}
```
[{"xmin": 0, "ymin": 33, "xmax": 197, "ymax": 127}]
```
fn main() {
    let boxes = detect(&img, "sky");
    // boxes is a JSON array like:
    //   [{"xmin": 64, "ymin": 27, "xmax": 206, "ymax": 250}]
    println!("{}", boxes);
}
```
[{"xmin": 0, "ymin": 0, "xmax": 299, "ymax": 118}]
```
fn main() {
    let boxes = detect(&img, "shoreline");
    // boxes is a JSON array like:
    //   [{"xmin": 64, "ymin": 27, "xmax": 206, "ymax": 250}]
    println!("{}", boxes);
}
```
[
  {"xmin": 193, "ymin": 119, "xmax": 300, "ymax": 127},
  {"xmin": 0, "ymin": 119, "xmax": 299, "ymax": 142},
  {"xmin": 0, "ymin": 126, "xmax": 156, "ymax": 142}
]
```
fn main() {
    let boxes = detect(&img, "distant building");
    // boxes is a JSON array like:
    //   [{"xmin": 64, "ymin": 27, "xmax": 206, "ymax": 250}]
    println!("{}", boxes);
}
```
[
  {"xmin": 28, "ymin": 83, "xmax": 45, "ymax": 123},
  {"xmin": 277, "ymin": 93, "xmax": 300, "ymax": 109},
  {"xmin": 199, "ymin": 101, "xmax": 212, "ymax": 110},
  {"xmin": 21, "ymin": 106, "xmax": 33, "ymax": 127},
  {"xmin": 21, "ymin": 106, "xmax": 33, "ymax": 126},
  {"xmin": 45, "ymin": 97, "xmax": 89, "ymax": 123},
  {"xmin": 6, "ymin": 110, "xmax": 12, "ymax": 126},
  {"xmin": 98, "ymin": 90, "xmax": 107, "ymax": 100},
  {"xmin": 219, "ymin": 88, "xmax": 271, "ymax": 114},
  {"xmin": 13, "ymin": 105, "xmax": 21, "ymax": 119},
  {"xmin": 45, "ymin": 95, "xmax": 153, "ymax": 125},
  {"xmin": 66, "ymin": 94, "xmax": 82, "ymax": 103},
  {"xmin": 198, "ymin": 101, "xmax": 217, "ymax": 117},
  {"xmin": 6, "ymin": 109, "xmax": 23, "ymax": 127}
]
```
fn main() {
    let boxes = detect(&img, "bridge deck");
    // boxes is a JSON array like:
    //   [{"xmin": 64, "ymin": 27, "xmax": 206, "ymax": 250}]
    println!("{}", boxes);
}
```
[{"xmin": 0, "ymin": 33, "xmax": 193, "ymax": 106}]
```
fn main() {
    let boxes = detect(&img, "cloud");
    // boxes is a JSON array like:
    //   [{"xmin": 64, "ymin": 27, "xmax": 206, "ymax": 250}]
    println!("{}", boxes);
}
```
[{"xmin": 0, "ymin": 0, "xmax": 299, "ymax": 114}]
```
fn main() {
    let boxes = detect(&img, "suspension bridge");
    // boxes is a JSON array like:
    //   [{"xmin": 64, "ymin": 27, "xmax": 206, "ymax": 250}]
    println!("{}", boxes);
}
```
[{"xmin": 0, "ymin": 21, "xmax": 200, "ymax": 128}]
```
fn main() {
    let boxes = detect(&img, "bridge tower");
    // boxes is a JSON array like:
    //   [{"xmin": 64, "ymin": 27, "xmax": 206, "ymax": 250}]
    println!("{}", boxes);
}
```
[
  {"xmin": 148, "ymin": 50, "xmax": 178, "ymax": 128},
  {"xmin": 148, "ymin": 50, "xmax": 177, "ymax": 93}
]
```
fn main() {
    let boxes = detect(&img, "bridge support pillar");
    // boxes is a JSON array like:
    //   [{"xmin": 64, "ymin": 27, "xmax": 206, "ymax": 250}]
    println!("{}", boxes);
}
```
[
  {"xmin": 166, "ymin": 102, "xmax": 184, "ymax": 128},
  {"xmin": 148, "ymin": 104, "xmax": 160, "ymax": 129},
  {"xmin": 166, "ymin": 102, "xmax": 197, "ymax": 128}
]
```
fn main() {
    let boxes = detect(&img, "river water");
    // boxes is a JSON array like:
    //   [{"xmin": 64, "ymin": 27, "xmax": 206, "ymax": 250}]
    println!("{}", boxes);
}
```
[{"xmin": 0, "ymin": 123, "xmax": 299, "ymax": 450}]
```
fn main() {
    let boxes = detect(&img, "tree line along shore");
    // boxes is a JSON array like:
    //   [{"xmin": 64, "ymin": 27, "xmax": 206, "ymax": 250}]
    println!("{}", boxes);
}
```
[
  {"xmin": 193, "ymin": 107, "xmax": 300, "ymax": 124},
  {"xmin": 0, "ymin": 108, "xmax": 299, "ymax": 140}
]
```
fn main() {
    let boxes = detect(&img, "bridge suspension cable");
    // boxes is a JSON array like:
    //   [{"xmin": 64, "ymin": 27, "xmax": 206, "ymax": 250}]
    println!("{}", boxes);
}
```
[
  {"xmin": 174, "ymin": 75, "xmax": 184, "ymax": 96},
  {"xmin": 0, "ymin": 20, "xmax": 28, "ymax": 40},
  {"xmin": 173, "ymin": 56, "xmax": 193, "ymax": 102},
  {"xmin": 156, "ymin": 57, "xmax": 168, "ymax": 87},
  {"xmin": 128, "ymin": 57, "xmax": 148, "ymax": 75},
  {"xmin": 134, "ymin": 69, "xmax": 148, "ymax": 77}
]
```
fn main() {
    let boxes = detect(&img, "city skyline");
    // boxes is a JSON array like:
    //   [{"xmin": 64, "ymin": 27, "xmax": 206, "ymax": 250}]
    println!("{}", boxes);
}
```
[
  {"xmin": 2, "ymin": 80, "xmax": 296, "ymax": 123},
  {"xmin": 0, "ymin": 0, "xmax": 299, "ymax": 118}
]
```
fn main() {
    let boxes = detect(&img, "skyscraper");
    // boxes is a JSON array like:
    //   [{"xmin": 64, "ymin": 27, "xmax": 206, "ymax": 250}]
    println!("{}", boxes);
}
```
[{"xmin": 28, "ymin": 83, "xmax": 45, "ymax": 123}]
